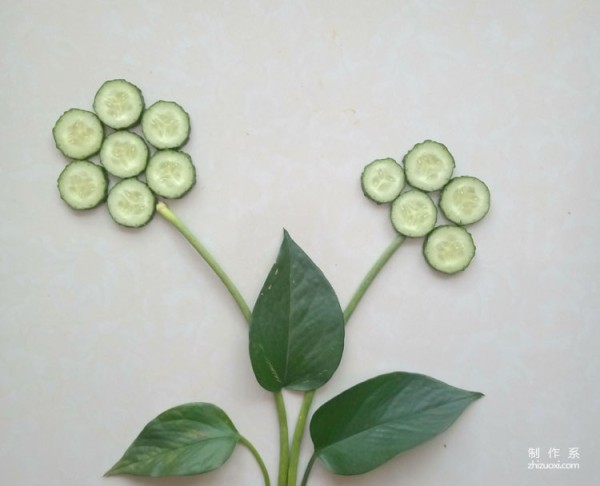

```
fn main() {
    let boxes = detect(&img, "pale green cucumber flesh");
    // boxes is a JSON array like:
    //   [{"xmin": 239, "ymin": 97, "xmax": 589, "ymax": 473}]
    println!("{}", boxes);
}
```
[
  {"xmin": 390, "ymin": 190, "xmax": 437, "ymax": 237},
  {"xmin": 440, "ymin": 176, "xmax": 490, "ymax": 225},
  {"xmin": 141, "ymin": 100, "xmax": 190, "ymax": 149},
  {"xmin": 53, "ymin": 109, "xmax": 104, "ymax": 160},
  {"xmin": 403, "ymin": 140, "xmax": 455, "ymax": 192},
  {"xmin": 107, "ymin": 179, "xmax": 155, "ymax": 228},
  {"xmin": 146, "ymin": 150, "xmax": 196, "ymax": 199},
  {"xmin": 100, "ymin": 130, "xmax": 149, "ymax": 178},
  {"xmin": 423, "ymin": 225, "xmax": 476, "ymax": 274},
  {"xmin": 93, "ymin": 79, "xmax": 144, "ymax": 129},
  {"xmin": 361, "ymin": 158, "xmax": 405, "ymax": 204},
  {"xmin": 57, "ymin": 160, "xmax": 108, "ymax": 210}
]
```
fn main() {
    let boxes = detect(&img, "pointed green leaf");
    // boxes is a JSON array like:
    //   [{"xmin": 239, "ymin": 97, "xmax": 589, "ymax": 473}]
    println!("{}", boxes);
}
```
[
  {"xmin": 310, "ymin": 372, "xmax": 483, "ymax": 475},
  {"xmin": 106, "ymin": 402, "xmax": 240, "ymax": 477},
  {"xmin": 249, "ymin": 230, "xmax": 345, "ymax": 392}
]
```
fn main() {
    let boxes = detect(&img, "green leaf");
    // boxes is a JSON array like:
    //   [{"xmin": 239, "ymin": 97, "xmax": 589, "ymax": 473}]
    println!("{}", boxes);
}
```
[
  {"xmin": 310, "ymin": 372, "xmax": 483, "ymax": 475},
  {"xmin": 249, "ymin": 230, "xmax": 345, "ymax": 392},
  {"xmin": 105, "ymin": 402, "xmax": 240, "ymax": 477}
]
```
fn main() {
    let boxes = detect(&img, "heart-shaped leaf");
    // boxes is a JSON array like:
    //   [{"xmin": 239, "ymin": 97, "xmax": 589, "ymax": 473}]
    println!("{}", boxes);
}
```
[
  {"xmin": 249, "ymin": 230, "xmax": 345, "ymax": 391},
  {"xmin": 106, "ymin": 402, "xmax": 240, "ymax": 477},
  {"xmin": 310, "ymin": 372, "xmax": 483, "ymax": 475}
]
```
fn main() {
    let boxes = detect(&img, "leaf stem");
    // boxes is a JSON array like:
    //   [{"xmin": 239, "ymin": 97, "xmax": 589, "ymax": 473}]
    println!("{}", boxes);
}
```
[
  {"xmin": 156, "ymin": 201, "xmax": 252, "ymax": 323},
  {"xmin": 156, "ymin": 204, "xmax": 404, "ymax": 486},
  {"xmin": 275, "ymin": 391, "xmax": 290, "ymax": 486},
  {"xmin": 156, "ymin": 202, "xmax": 291, "ymax": 485},
  {"xmin": 286, "ymin": 389, "xmax": 315, "ymax": 486},
  {"xmin": 292, "ymin": 233, "xmax": 406, "ymax": 486},
  {"xmin": 299, "ymin": 453, "xmax": 317, "ymax": 486},
  {"xmin": 344, "ymin": 233, "xmax": 406, "ymax": 322},
  {"xmin": 239, "ymin": 436, "xmax": 271, "ymax": 486}
]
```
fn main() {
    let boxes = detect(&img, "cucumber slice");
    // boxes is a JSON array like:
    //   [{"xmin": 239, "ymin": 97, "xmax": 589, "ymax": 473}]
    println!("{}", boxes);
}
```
[
  {"xmin": 100, "ymin": 130, "xmax": 149, "ymax": 178},
  {"xmin": 439, "ymin": 176, "xmax": 490, "ymax": 225},
  {"xmin": 141, "ymin": 100, "xmax": 190, "ymax": 149},
  {"xmin": 423, "ymin": 225, "xmax": 476, "ymax": 274},
  {"xmin": 93, "ymin": 79, "xmax": 144, "ymax": 129},
  {"xmin": 57, "ymin": 160, "xmax": 108, "ymax": 210},
  {"xmin": 403, "ymin": 140, "xmax": 455, "ymax": 192},
  {"xmin": 53, "ymin": 108, "xmax": 104, "ymax": 160},
  {"xmin": 390, "ymin": 190, "xmax": 437, "ymax": 237},
  {"xmin": 145, "ymin": 150, "xmax": 196, "ymax": 199},
  {"xmin": 361, "ymin": 158, "xmax": 405, "ymax": 204},
  {"xmin": 107, "ymin": 179, "xmax": 156, "ymax": 228}
]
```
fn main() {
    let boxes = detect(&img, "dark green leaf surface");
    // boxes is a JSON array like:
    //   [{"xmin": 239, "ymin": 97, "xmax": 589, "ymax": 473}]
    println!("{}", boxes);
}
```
[
  {"xmin": 106, "ymin": 402, "xmax": 240, "ymax": 477},
  {"xmin": 249, "ymin": 230, "xmax": 345, "ymax": 392},
  {"xmin": 310, "ymin": 372, "xmax": 483, "ymax": 475}
]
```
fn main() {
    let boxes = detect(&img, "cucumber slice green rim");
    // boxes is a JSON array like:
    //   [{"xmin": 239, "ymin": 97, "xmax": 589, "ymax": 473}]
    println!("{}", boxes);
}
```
[
  {"xmin": 107, "ymin": 178, "xmax": 156, "ymax": 228},
  {"xmin": 93, "ymin": 79, "xmax": 144, "ymax": 129},
  {"xmin": 100, "ymin": 130, "xmax": 149, "ymax": 178},
  {"xmin": 145, "ymin": 150, "xmax": 196, "ymax": 199},
  {"xmin": 52, "ymin": 108, "xmax": 104, "ymax": 160},
  {"xmin": 361, "ymin": 158, "xmax": 405, "ymax": 204},
  {"xmin": 423, "ymin": 225, "xmax": 476, "ymax": 274},
  {"xmin": 57, "ymin": 160, "xmax": 108, "ymax": 210},
  {"xmin": 390, "ymin": 190, "xmax": 437, "ymax": 237},
  {"xmin": 403, "ymin": 140, "xmax": 455, "ymax": 192},
  {"xmin": 439, "ymin": 176, "xmax": 490, "ymax": 226},
  {"xmin": 141, "ymin": 100, "xmax": 190, "ymax": 149}
]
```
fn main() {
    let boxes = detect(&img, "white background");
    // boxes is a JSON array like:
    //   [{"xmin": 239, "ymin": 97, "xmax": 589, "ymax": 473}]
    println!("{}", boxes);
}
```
[{"xmin": 1, "ymin": 1, "xmax": 598, "ymax": 485}]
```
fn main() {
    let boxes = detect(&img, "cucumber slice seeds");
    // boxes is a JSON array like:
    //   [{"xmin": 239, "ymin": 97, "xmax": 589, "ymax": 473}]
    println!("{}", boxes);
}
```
[
  {"xmin": 53, "ymin": 108, "xmax": 104, "ymax": 160},
  {"xmin": 423, "ymin": 225, "xmax": 476, "ymax": 274},
  {"xmin": 107, "ymin": 179, "xmax": 156, "ymax": 228},
  {"xmin": 100, "ymin": 130, "xmax": 149, "ymax": 178},
  {"xmin": 57, "ymin": 160, "xmax": 108, "ymax": 210},
  {"xmin": 403, "ymin": 140, "xmax": 455, "ymax": 192},
  {"xmin": 390, "ymin": 190, "xmax": 437, "ymax": 237},
  {"xmin": 93, "ymin": 79, "xmax": 144, "ymax": 129},
  {"xmin": 361, "ymin": 158, "xmax": 405, "ymax": 204},
  {"xmin": 439, "ymin": 176, "xmax": 490, "ymax": 226},
  {"xmin": 142, "ymin": 100, "xmax": 190, "ymax": 149},
  {"xmin": 146, "ymin": 150, "xmax": 196, "ymax": 199}
]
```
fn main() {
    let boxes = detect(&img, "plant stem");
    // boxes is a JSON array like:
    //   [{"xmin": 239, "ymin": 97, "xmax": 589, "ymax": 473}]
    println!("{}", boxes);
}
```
[
  {"xmin": 156, "ymin": 201, "xmax": 289, "ymax": 484},
  {"xmin": 156, "ymin": 201, "xmax": 290, "ymax": 486},
  {"xmin": 344, "ymin": 233, "xmax": 406, "ymax": 322},
  {"xmin": 156, "ymin": 204, "xmax": 404, "ymax": 486},
  {"xmin": 291, "ymin": 233, "xmax": 406, "ymax": 486},
  {"xmin": 299, "ymin": 454, "xmax": 317, "ymax": 486},
  {"xmin": 155, "ymin": 201, "xmax": 252, "ymax": 323},
  {"xmin": 240, "ymin": 436, "xmax": 271, "ymax": 486},
  {"xmin": 275, "ymin": 391, "xmax": 290, "ymax": 486},
  {"xmin": 286, "ymin": 389, "xmax": 315, "ymax": 486}
]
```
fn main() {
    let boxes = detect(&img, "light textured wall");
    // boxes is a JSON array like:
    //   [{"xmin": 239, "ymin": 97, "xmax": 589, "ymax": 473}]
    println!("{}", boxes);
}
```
[{"xmin": 0, "ymin": 1, "xmax": 598, "ymax": 485}]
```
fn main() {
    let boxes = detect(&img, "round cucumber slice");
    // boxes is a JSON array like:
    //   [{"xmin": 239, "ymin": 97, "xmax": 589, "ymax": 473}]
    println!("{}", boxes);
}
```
[
  {"xmin": 93, "ymin": 79, "xmax": 144, "ymax": 129},
  {"xmin": 107, "ymin": 179, "xmax": 156, "ymax": 228},
  {"xmin": 361, "ymin": 158, "xmax": 405, "ymax": 204},
  {"xmin": 390, "ymin": 190, "xmax": 437, "ymax": 237},
  {"xmin": 423, "ymin": 225, "xmax": 476, "ymax": 274},
  {"xmin": 439, "ymin": 176, "xmax": 490, "ymax": 225},
  {"xmin": 100, "ymin": 130, "xmax": 149, "ymax": 178},
  {"xmin": 146, "ymin": 150, "xmax": 196, "ymax": 199},
  {"xmin": 403, "ymin": 140, "xmax": 455, "ymax": 192},
  {"xmin": 53, "ymin": 108, "xmax": 104, "ymax": 160},
  {"xmin": 57, "ymin": 160, "xmax": 108, "ymax": 210},
  {"xmin": 141, "ymin": 100, "xmax": 190, "ymax": 149}
]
